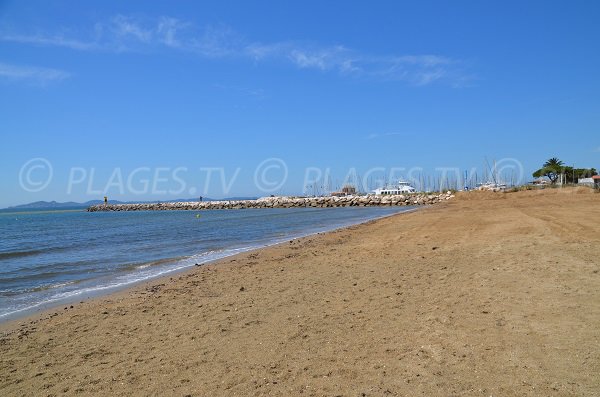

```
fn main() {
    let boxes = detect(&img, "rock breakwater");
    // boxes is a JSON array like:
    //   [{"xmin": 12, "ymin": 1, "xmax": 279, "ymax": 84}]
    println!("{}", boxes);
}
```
[{"xmin": 87, "ymin": 192, "xmax": 454, "ymax": 212}]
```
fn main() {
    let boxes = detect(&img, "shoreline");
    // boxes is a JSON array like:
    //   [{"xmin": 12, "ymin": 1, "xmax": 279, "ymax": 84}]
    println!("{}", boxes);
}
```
[
  {"xmin": 2, "ymin": 188, "xmax": 598, "ymax": 396},
  {"xmin": 0, "ymin": 206, "xmax": 421, "ymax": 331}
]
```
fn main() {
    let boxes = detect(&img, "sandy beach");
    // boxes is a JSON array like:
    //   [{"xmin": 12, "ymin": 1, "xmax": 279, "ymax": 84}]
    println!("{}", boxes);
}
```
[{"xmin": 1, "ymin": 188, "xmax": 599, "ymax": 396}]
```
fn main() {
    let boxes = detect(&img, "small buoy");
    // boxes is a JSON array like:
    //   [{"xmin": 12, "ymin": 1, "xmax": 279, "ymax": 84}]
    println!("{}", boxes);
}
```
[{"xmin": 196, "ymin": 214, "xmax": 201, "ymax": 218}]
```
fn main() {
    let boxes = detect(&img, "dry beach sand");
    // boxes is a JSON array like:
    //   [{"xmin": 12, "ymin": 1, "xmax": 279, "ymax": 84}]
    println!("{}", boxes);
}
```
[{"xmin": 1, "ymin": 188, "xmax": 599, "ymax": 396}]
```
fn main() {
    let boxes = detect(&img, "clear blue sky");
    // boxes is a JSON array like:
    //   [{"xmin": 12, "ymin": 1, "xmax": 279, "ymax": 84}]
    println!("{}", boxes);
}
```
[{"xmin": 1, "ymin": 1, "xmax": 599, "ymax": 207}]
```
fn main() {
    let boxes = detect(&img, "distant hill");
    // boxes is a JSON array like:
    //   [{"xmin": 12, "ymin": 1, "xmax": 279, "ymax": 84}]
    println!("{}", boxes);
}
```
[
  {"xmin": 3, "ymin": 197, "xmax": 258, "ymax": 211},
  {"xmin": 5, "ymin": 200, "xmax": 108, "ymax": 210}
]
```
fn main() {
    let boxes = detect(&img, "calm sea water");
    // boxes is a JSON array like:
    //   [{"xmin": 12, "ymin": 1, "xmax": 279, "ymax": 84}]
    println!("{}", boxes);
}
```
[{"xmin": 0, "ymin": 206, "xmax": 412, "ymax": 321}]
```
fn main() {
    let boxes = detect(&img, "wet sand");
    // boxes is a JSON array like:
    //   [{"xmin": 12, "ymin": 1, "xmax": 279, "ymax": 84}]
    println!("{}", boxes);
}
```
[{"xmin": 1, "ymin": 188, "xmax": 599, "ymax": 396}]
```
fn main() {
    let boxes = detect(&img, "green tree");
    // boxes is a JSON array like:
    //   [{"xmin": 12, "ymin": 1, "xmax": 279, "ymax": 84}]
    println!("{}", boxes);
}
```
[
  {"xmin": 532, "ymin": 158, "xmax": 564, "ymax": 184},
  {"xmin": 563, "ymin": 167, "xmax": 598, "ymax": 183},
  {"xmin": 532, "ymin": 158, "xmax": 597, "ymax": 184}
]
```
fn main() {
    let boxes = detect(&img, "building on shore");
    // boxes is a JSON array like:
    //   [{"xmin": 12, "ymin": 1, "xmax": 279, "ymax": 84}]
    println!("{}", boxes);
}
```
[
  {"xmin": 331, "ymin": 185, "xmax": 357, "ymax": 197},
  {"xmin": 578, "ymin": 175, "xmax": 600, "ymax": 187},
  {"xmin": 531, "ymin": 178, "xmax": 550, "ymax": 186}
]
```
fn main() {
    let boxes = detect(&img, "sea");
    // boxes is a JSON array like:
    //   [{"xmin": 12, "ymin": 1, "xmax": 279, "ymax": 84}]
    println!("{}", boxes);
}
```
[{"xmin": 0, "ymin": 206, "xmax": 413, "ymax": 321}]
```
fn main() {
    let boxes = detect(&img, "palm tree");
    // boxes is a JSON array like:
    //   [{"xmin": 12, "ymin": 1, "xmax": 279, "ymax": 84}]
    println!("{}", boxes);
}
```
[
  {"xmin": 533, "ymin": 157, "xmax": 564, "ymax": 184},
  {"xmin": 543, "ymin": 158, "xmax": 564, "ymax": 169}
]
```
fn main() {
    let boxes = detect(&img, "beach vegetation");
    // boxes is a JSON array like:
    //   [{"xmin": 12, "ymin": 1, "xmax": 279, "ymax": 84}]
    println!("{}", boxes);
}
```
[
  {"xmin": 533, "ymin": 158, "xmax": 597, "ymax": 184},
  {"xmin": 533, "ymin": 158, "xmax": 564, "ymax": 184}
]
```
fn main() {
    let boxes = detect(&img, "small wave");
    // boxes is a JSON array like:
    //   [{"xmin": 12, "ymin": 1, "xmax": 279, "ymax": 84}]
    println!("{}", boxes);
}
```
[
  {"xmin": 0, "ymin": 245, "xmax": 72, "ymax": 260},
  {"xmin": 121, "ymin": 257, "xmax": 188, "ymax": 271},
  {"xmin": 0, "ymin": 249, "xmax": 46, "ymax": 260},
  {"xmin": 42, "ymin": 280, "xmax": 77, "ymax": 289},
  {"xmin": 0, "ymin": 280, "xmax": 78, "ymax": 297},
  {"xmin": 27, "ymin": 280, "xmax": 79, "ymax": 294}
]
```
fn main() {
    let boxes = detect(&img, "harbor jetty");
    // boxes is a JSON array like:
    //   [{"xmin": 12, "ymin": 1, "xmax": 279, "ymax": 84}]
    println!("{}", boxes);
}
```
[{"xmin": 87, "ymin": 192, "xmax": 454, "ymax": 212}]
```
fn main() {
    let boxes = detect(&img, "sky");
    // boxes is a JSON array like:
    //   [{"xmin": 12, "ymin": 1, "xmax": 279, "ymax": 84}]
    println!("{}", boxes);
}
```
[{"xmin": 1, "ymin": 1, "xmax": 599, "ymax": 207}]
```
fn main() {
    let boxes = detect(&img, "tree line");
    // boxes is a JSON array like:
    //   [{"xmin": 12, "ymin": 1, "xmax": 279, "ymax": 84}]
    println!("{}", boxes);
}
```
[{"xmin": 533, "ymin": 158, "xmax": 597, "ymax": 184}]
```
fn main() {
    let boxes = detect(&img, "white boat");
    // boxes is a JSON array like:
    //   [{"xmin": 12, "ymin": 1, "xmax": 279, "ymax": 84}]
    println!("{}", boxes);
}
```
[
  {"xmin": 476, "ymin": 181, "xmax": 507, "ymax": 191},
  {"xmin": 372, "ymin": 180, "xmax": 416, "ymax": 195}
]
